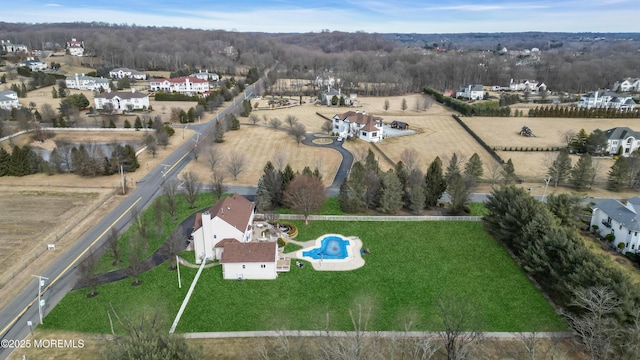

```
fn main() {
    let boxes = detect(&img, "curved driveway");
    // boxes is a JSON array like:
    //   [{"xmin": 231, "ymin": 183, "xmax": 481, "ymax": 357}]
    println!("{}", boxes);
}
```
[{"xmin": 300, "ymin": 133, "xmax": 353, "ymax": 196}]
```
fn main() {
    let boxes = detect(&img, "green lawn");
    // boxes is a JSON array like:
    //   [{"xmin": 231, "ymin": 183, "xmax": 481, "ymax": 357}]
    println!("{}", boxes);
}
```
[{"xmin": 42, "ymin": 220, "xmax": 566, "ymax": 334}]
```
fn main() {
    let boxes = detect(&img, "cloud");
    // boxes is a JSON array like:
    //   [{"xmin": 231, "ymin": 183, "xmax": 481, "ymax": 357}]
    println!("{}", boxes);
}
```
[
  {"xmin": 45, "ymin": 3, "xmax": 62, "ymax": 6},
  {"xmin": 424, "ymin": 4, "xmax": 549, "ymax": 11}
]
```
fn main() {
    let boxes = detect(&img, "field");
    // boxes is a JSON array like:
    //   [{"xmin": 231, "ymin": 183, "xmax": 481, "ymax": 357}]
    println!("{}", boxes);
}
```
[{"xmin": 41, "ymin": 220, "xmax": 566, "ymax": 334}]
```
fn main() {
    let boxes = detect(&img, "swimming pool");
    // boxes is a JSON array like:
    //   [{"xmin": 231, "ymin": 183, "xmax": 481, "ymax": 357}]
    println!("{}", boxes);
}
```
[{"xmin": 302, "ymin": 235, "xmax": 350, "ymax": 260}]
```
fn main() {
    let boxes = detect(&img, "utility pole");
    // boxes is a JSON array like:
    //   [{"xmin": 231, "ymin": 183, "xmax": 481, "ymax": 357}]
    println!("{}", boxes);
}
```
[
  {"xmin": 120, "ymin": 165, "xmax": 125, "ymax": 195},
  {"xmin": 542, "ymin": 175, "xmax": 551, "ymax": 203},
  {"xmin": 32, "ymin": 274, "xmax": 48, "ymax": 324}
]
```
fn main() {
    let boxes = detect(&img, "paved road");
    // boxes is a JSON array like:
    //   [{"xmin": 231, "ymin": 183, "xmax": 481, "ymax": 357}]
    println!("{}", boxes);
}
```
[
  {"xmin": 300, "ymin": 132, "xmax": 353, "ymax": 196},
  {"xmin": 0, "ymin": 80, "xmax": 263, "ymax": 360}
]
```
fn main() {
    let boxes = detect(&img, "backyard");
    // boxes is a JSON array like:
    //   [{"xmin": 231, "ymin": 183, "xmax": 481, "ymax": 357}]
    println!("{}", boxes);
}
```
[{"xmin": 41, "ymin": 219, "xmax": 566, "ymax": 334}]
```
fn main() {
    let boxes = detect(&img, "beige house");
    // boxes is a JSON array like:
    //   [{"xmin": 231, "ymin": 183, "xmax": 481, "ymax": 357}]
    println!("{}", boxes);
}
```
[{"xmin": 94, "ymin": 89, "xmax": 150, "ymax": 111}]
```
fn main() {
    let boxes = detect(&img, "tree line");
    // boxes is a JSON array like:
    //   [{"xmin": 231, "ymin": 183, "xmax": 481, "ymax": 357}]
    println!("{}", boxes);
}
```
[
  {"xmin": 484, "ymin": 187, "xmax": 640, "ymax": 359},
  {"xmin": 529, "ymin": 105, "xmax": 640, "ymax": 118}
]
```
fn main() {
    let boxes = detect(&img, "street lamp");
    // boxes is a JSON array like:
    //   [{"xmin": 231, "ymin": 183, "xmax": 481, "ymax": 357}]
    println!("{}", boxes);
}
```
[{"xmin": 32, "ymin": 274, "xmax": 48, "ymax": 324}]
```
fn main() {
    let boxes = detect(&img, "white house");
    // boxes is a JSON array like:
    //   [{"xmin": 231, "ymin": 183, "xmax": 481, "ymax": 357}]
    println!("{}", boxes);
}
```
[
  {"xmin": 591, "ymin": 197, "xmax": 640, "ymax": 253},
  {"xmin": 613, "ymin": 78, "xmax": 640, "ymax": 93},
  {"xmin": 19, "ymin": 58, "xmax": 47, "ymax": 71},
  {"xmin": 191, "ymin": 193, "xmax": 255, "ymax": 264},
  {"xmin": 322, "ymin": 87, "xmax": 351, "ymax": 106},
  {"xmin": 190, "ymin": 70, "xmax": 220, "ymax": 81},
  {"xmin": 456, "ymin": 84, "xmax": 484, "ymax": 100},
  {"xmin": 316, "ymin": 74, "xmax": 340, "ymax": 88},
  {"xmin": 604, "ymin": 127, "xmax": 640, "ymax": 156},
  {"xmin": 0, "ymin": 90, "xmax": 22, "ymax": 110},
  {"xmin": 1, "ymin": 40, "xmax": 27, "ymax": 53},
  {"xmin": 94, "ymin": 89, "xmax": 150, "ymax": 111},
  {"xmin": 577, "ymin": 91, "xmax": 635, "ymax": 110},
  {"xmin": 509, "ymin": 79, "xmax": 546, "ymax": 92},
  {"xmin": 66, "ymin": 38, "xmax": 84, "ymax": 56},
  {"xmin": 65, "ymin": 73, "xmax": 111, "ymax": 91},
  {"xmin": 332, "ymin": 110, "xmax": 384, "ymax": 142},
  {"xmin": 109, "ymin": 68, "xmax": 147, "ymax": 80},
  {"xmin": 220, "ymin": 241, "xmax": 278, "ymax": 280},
  {"xmin": 149, "ymin": 76, "xmax": 209, "ymax": 95}
]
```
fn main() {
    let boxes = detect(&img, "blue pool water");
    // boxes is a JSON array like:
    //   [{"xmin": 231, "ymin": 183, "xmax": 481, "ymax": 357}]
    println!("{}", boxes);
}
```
[{"xmin": 302, "ymin": 236, "xmax": 350, "ymax": 260}]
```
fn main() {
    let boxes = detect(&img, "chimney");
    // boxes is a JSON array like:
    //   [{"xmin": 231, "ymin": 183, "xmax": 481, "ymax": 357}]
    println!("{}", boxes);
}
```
[{"xmin": 131, "ymin": 88, "xmax": 135, "ymax": 93}]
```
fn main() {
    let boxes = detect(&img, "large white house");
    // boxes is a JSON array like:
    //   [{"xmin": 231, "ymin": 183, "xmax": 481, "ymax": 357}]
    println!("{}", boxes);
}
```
[
  {"xmin": 220, "ymin": 241, "xmax": 278, "ymax": 280},
  {"xmin": 191, "ymin": 193, "xmax": 255, "ymax": 264},
  {"xmin": 577, "ymin": 91, "xmax": 636, "ymax": 110},
  {"xmin": 109, "ymin": 68, "xmax": 147, "ymax": 80},
  {"xmin": 190, "ymin": 70, "xmax": 219, "ymax": 81},
  {"xmin": 66, "ymin": 38, "xmax": 84, "ymax": 57},
  {"xmin": 509, "ymin": 79, "xmax": 546, "ymax": 93},
  {"xmin": 604, "ymin": 127, "xmax": 640, "ymax": 156},
  {"xmin": 19, "ymin": 58, "xmax": 47, "ymax": 71},
  {"xmin": 456, "ymin": 84, "xmax": 484, "ymax": 100},
  {"xmin": 591, "ymin": 197, "xmax": 640, "ymax": 253},
  {"xmin": 65, "ymin": 73, "xmax": 111, "ymax": 91},
  {"xmin": 94, "ymin": 89, "xmax": 150, "ymax": 111},
  {"xmin": 1, "ymin": 40, "xmax": 27, "ymax": 53},
  {"xmin": 332, "ymin": 110, "xmax": 383, "ymax": 142},
  {"xmin": 0, "ymin": 90, "xmax": 21, "ymax": 110},
  {"xmin": 613, "ymin": 78, "xmax": 640, "ymax": 93},
  {"xmin": 149, "ymin": 76, "xmax": 209, "ymax": 95}
]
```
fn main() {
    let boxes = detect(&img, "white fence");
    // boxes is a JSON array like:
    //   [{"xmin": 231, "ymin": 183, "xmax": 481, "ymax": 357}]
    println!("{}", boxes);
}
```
[{"xmin": 258, "ymin": 214, "xmax": 482, "ymax": 222}]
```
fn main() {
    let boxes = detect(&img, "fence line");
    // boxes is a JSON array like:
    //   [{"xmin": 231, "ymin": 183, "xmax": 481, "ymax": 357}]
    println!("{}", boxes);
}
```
[{"xmin": 258, "ymin": 214, "xmax": 482, "ymax": 222}]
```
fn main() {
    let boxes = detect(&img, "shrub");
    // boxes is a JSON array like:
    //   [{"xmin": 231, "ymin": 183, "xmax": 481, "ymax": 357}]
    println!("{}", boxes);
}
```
[
  {"xmin": 277, "ymin": 237, "xmax": 287, "ymax": 248},
  {"xmin": 606, "ymin": 233, "xmax": 616, "ymax": 242},
  {"xmin": 625, "ymin": 251, "xmax": 637, "ymax": 262},
  {"xmin": 618, "ymin": 241, "xmax": 626, "ymax": 250},
  {"xmin": 591, "ymin": 225, "xmax": 599, "ymax": 232}
]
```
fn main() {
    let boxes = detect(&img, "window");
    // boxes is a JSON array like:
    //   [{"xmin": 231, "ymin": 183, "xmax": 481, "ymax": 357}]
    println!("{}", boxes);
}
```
[
  {"xmin": 620, "ymin": 225, "xmax": 623, "ymax": 230},
  {"xmin": 372, "ymin": 132, "xmax": 377, "ymax": 137},
  {"xmin": 362, "ymin": 131, "xmax": 367, "ymax": 136},
  {"xmin": 633, "ymin": 244, "xmax": 636, "ymax": 250},
  {"xmin": 261, "ymin": 264, "xmax": 266, "ymax": 269},
  {"xmin": 242, "ymin": 265, "xmax": 245, "ymax": 269},
  {"xmin": 213, "ymin": 235, "xmax": 216, "ymax": 239}
]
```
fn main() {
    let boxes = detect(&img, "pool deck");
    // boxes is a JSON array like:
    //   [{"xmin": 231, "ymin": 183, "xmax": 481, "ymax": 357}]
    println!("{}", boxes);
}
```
[{"xmin": 290, "ymin": 234, "xmax": 365, "ymax": 271}]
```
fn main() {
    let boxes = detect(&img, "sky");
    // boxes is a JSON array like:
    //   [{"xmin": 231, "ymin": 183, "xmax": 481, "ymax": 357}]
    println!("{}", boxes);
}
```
[{"xmin": 3, "ymin": 0, "xmax": 640, "ymax": 33}]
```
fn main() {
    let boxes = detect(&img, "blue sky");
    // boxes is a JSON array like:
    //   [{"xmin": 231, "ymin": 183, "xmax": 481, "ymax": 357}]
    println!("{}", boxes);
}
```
[{"xmin": 4, "ymin": 0, "xmax": 639, "ymax": 33}]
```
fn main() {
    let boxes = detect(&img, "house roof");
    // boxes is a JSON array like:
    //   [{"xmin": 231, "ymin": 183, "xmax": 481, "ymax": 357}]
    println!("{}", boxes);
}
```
[
  {"xmin": 220, "ymin": 241, "xmax": 277, "ymax": 263},
  {"xmin": 151, "ymin": 76, "xmax": 208, "ymax": 84},
  {"xmin": 95, "ymin": 90, "xmax": 148, "ymax": 100},
  {"xmin": 193, "ymin": 193, "xmax": 254, "ymax": 233},
  {"xmin": 110, "ymin": 68, "xmax": 145, "ymax": 76},
  {"xmin": 361, "ymin": 118, "xmax": 379, "ymax": 132},
  {"xmin": 66, "ymin": 75, "xmax": 109, "ymax": 83},
  {"xmin": 214, "ymin": 238, "xmax": 240, "ymax": 248},
  {"xmin": 336, "ymin": 111, "xmax": 383, "ymax": 126},
  {"xmin": 604, "ymin": 127, "xmax": 640, "ymax": 140},
  {"xmin": 0, "ymin": 90, "xmax": 18, "ymax": 101},
  {"xmin": 593, "ymin": 197, "xmax": 640, "ymax": 232},
  {"xmin": 391, "ymin": 120, "xmax": 408, "ymax": 127}
]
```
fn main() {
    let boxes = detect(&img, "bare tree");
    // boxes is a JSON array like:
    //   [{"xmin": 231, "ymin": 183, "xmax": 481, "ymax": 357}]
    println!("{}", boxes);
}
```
[
  {"xmin": 289, "ymin": 122, "xmax": 306, "ymax": 145},
  {"xmin": 205, "ymin": 144, "xmax": 222, "ymax": 174},
  {"xmin": 128, "ymin": 235, "xmax": 144, "ymax": 286},
  {"xmin": 383, "ymin": 99, "xmax": 390, "ymax": 111},
  {"xmin": 269, "ymin": 117, "xmax": 282, "ymax": 129},
  {"xmin": 226, "ymin": 151, "xmax": 247, "ymax": 180},
  {"xmin": 285, "ymin": 114, "xmax": 298, "ymax": 128},
  {"xmin": 561, "ymin": 130, "xmax": 577, "ymax": 149},
  {"xmin": 564, "ymin": 287, "xmax": 621, "ymax": 360},
  {"xmin": 423, "ymin": 96, "xmax": 433, "ymax": 110},
  {"xmin": 106, "ymin": 227, "xmax": 122, "ymax": 266},
  {"xmin": 210, "ymin": 169, "xmax": 226, "ymax": 200},
  {"xmin": 79, "ymin": 251, "xmax": 99, "ymax": 297},
  {"xmin": 249, "ymin": 114, "xmax": 260, "ymax": 125},
  {"xmin": 272, "ymin": 152, "xmax": 288, "ymax": 171},
  {"xmin": 321, "ymin": 120, "xmax": 333, "ymax": 134},
  {"xmin": 590, "ymin": 159, "xmax": 603, "ymax": 188},
  {"xmin": 512, "ymin": 331, "xmax": 566, "ymax": 360},
  {"xmin": 163, "ymin": 180, "xmax": 179, "ymax": 221},
  {"xmin": 165, "ymin": 226, "xmax": 185, "ymax": 270},
  {"xmin": 283, "ymin": 174, "xmax": 325, "ymax": 224},
  {"xmin": 436, "ymin": 294, "xmax": 483, "ymax": 360},
  {"xmin": 400, "ymin": 148, "xmax": 421, "ymax": 174},
  {"xmin": 180, "ymin": 171, "xmax": 201, "ymax": 209},
  {"xmin": 40, "ymin": 103, "xmax": 57, "ymax": 124},
  {"xmin": 316, "ymin": 303, "xmax": 374, "ymax": 360},
  {"xmin": 401, "ymin": 98, "xmax": 408, "ymax": 112}
]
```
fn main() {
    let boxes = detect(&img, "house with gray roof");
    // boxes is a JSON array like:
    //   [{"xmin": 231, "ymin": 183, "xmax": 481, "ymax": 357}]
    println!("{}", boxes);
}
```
[
  {"xmin": 66, "ymin": 73, "xmax": 110, "ymax": 91},
  {"xmin": 0, "ymin": 90, "xmax": 22, "ymax": 110},
  {"xmin": 591, "ymin": 197, "xmax": 640, "ymax": 252},
  {"xmin": 19, "ymin": 58, "xmax": 47, "ymax": 72},
  {"xmin": 94, "ymin": 89, "xmax": 150, "ymax": 111},
  {"xmin": 577, "ymin": 91, "xmax": 635, "ymax": 110},
  {"xmin": 109, "ymin": 68, "xmax": 147, "ymax": 80},
  {"xmin": 455, "ymin": 84, "xmax": 484, "ymax": 100},
  {"xmin": 604, "ymin": 127, "xmax": 640, "ymax": 156}
]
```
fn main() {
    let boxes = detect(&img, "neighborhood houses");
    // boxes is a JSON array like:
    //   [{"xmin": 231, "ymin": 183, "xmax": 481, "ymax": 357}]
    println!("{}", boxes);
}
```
[
  {"xmin": 149, "ymin": 76, "xmax": 210, "ymax": 95},
  {"xmin": 65, "ymin": 73, "xmax": 111, "ymax": 91},
  {"xmin": 19, "ymin": 58, "xmax": 47, "ymax": 71},
  {"xmin": 577, "ymin": 91, "xmax": 636, "ymax": 110},
  {"xmin": 109, "ymin": 68, "xmax": 147, "ymax": 80},
  {"xmin": 332, "ymin": 110, "xmax": 384, "ymax": 142},
  {"xmin": 455, "ymin": 84, "xmax": 484, "ymax": 100},
  {"xmin": 604, "ymin": 127, "xmax": 640, "ymax": 156},
  {"xmin": 66, "ymin": 38, "xmax": 84, "ymax": 56},
  {"xmin": 0, "ymin": 90, "xmax": 21, "ymax": 110},
  {"xmin": 613, "ymin": 78, "xmax": 640, "ymax": 93},
  {"xmin": 591, "ymin": 197, "xmax": 640, "ymax": 253},
  {"xmin": 94, "ymin": 89, "xmax": 150, "ymax": 111}
]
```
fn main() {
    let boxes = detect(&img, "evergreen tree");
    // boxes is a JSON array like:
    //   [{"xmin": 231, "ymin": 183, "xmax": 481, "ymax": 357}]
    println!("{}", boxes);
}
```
[
  {"xmin": 463, "ymin": 153, "xmax": 483, "ymax": 184},
  {"xmin": 134, "ymin": 116, "xmax": 142, "ymax": 130},
  {"xmin": 570, "ymin": 154, "xmax": 594, "ymax": 191},
  {"xmin": 447, "ymin": 172, "xmax": 470, "ymax": 215},
  {"xmin": 548, "ymin": 149, "xmax": 572, "ymax": 187},
  {"xmin": 502, "ymin": 158, "xmax": 516, "ymax": 185},
  {"xmin": 377, "ymin": 169, "xmax": 403, "ymax": 214},
  {"xmin": 214, "ymin": 120, "xmax": 225, "ymax": 143},
  {"xmin": 570, "ymin": 128, "xmax": 588, "ymax": 153},
  {"xmin": 395, "ymin": 161, "xmax": 408, "ymax": 190},
  {"xmin": 608, "ymin": 156, "xmax": 631, "ymax": 192},
  {"xmin": 424, "ymin": 157, "xmax": 447, "ymax": 208},
  {"xmin": 444, "ymin": 153, "xmax": 460, "ymax": 183},
  {"xmin": 365, "ymin": 149, "xmax": 379, "ymax": 174},
  {"xmin": 123, "ymin": 119, "xmax": 131, "ymax": 128},
  {"xmin": 228, "ymin": 114, "xmax": 240, "ymax": 130},
  {"xmin": 405, "ymin": 169, "xmax": 425, "ymax": 215},
  {"xmin": 338, "ymin": 161, "xmax": 367, "ymax": 213},
  {"xmin": 255, "ymin": 177, "xmax": 272, "ymax": 212},
  {"xmin": 0, "ymin": 147, "xmax": 10, "ymax": 176},
  {"xmin": 586, "ymin": 129, "xmax": 608, "ymax": 155},
  {"xmin": 109, "ymin": 119, "xmax": 117, "ymax": 128}
]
